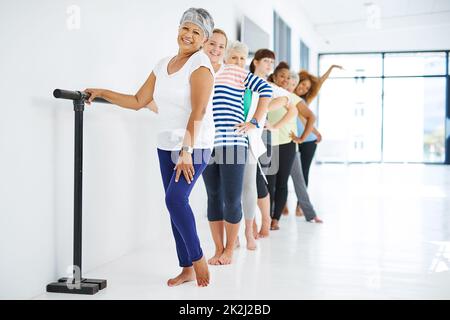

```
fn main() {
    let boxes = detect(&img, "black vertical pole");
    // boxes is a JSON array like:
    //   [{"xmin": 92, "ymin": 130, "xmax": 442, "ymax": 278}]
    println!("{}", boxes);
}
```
[
  {"xmin": 47, "ymin": 89, "xmax": 107, "ymax": 295},
  {"xmin": 446, "ymin": 51, "xmax": 450, "ymax": 165},
  {"xmin": 73, "ymin": 99, "xmax": 84, "ymax": 280}
]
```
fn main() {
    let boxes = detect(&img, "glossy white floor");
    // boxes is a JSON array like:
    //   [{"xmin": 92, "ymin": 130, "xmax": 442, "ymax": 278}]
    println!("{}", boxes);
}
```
[{"xmin": 35, "ymin": 163, "xmax": 450, "ymax": 300}]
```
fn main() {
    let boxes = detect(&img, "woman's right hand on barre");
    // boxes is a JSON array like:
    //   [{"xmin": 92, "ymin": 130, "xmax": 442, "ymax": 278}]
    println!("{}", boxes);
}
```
[{"xmin": 84, "ymin": 88, "xmax": 105, "ymax": 105}]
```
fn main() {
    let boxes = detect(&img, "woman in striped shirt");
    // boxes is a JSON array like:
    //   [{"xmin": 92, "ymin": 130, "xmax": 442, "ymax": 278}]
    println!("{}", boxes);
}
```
[{"xmin": 202, "ymin": 39, "xmax": 272, "ymax": 265}]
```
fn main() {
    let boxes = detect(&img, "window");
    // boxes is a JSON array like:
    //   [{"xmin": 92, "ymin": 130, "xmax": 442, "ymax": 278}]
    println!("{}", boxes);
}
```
[
  {"xmin": 240, "ymin": 16, "xmax": 270, "ymax": 55},
  {"xmin": 317, "ymin": 77, "xmax": 382, "ymax": 163},
  {"xmin": 273, "ymin": 11, "xmax": 291, "ymax": 65},
  {"xmin": 300, "ymin": 40, "xmax": 310, "ymax": 70},
  {"xmin": 384, "ymin": 52, "xmax": 446, "ymax": 77},
  {"xmin": 317, "ymin": 51, "xmax": 448, "ymax": 164},
  {"xmin": 383, "ymin": 77, "xmax": 446, "ymax": 162},
  {"xmin": 319, "ymin": 54, "xmax": 382, "ymax": 78}
]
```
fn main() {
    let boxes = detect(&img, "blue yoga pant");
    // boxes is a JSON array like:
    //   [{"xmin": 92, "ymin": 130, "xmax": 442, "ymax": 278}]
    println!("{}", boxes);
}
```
[{"xmin": 157, "ymin": 148, "xmax": 211, "ymax": 268}]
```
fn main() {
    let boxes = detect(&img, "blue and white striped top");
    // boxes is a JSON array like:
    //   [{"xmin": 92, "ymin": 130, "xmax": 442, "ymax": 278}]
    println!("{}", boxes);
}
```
[{"xmin": 212, "ymin": 64, "xmax": 273, "ymax": 148}]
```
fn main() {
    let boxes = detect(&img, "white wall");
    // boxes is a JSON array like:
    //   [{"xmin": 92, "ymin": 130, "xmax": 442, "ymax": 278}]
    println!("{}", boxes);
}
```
[
  {"xmin": 0, "ymin": 0, "xmax": 320, "ymax": 299},
  {"xmin": 273, "ymin": 0, "xmax": 321, "ymax": 73}
]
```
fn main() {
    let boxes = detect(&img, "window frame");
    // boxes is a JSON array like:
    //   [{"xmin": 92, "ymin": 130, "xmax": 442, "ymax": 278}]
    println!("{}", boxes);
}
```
[{"xmin": 317, "ymin": 50, "xmax": 450, "ymax": 165}]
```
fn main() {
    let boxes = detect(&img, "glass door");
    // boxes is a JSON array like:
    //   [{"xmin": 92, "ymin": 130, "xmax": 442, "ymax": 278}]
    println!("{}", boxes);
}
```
[{"xmin": 317, "ymin": 54, "xmax": 383, "ymax": 162}]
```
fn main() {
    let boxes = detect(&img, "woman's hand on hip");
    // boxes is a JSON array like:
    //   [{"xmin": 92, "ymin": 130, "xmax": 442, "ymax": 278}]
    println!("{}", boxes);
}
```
[
  {"xmin": 289, "ymin": 131, "xmax": 305, "ymax": 144},
  {"xmin": 235, "ymin": 121, "xmax": 256, "ymax": 135},
  {"xmin": 175, "ymin": 151, "xmax": 195, "ymax": 184},
  {"xmin": 315, "ymin": 132, "xmax": 322, "ymax": 144}
]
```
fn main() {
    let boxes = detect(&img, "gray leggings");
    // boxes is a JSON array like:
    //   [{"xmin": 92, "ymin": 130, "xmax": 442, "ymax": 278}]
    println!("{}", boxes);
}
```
[
  {"xmin": 290, "ymin": 152, "xmax": 317, "ymax": 221},
  {"xmin": 242, "ymin": 151, "xmax": 258, "ymax": 221}
]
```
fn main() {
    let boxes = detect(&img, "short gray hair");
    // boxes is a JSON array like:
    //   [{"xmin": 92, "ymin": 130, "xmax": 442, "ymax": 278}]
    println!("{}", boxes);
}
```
[
  {"xmin": 180, "ymin": 8, "xmax": 214, "ymax": 39},
  {"xmin": 290, "ymin": 71, "xmax": 299, "ymax": 84},
  {"xmin": 225, "ymin": 40, "xmax": 249, "ymax": 60}
]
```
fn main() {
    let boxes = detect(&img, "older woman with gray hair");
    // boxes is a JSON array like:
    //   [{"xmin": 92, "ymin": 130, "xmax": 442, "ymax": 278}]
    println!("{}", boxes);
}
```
[
  {"xmin": 222, "ymin": 42, "xmax": 299, "ymax": 249},
  {"xmin": 223, "ymin": 40, "xmax": 260, "ymax": 250},
  {"xmin": 202, "ymin": 38, "xmax": 273, "ymax": 264},
  {"xmin": 85, "ymin": 8, "xmax": 215, "ymax": 287},
  {"xmin": 282, "ymin": 71, "xmax": 323, "ymax": 223},
  {"xmin": 224, "ymin": 40, "xmax": 249, "ymax": 67}
]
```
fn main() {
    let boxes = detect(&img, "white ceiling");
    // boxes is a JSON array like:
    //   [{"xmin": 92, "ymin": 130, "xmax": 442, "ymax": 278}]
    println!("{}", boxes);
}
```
[
  {"xmin": 294, "ymin": 0, "xmax": 450, "ymax": 51},
  {"xmin": 297, "ymin": 0, "xmax": 450, "ymax": 26}
]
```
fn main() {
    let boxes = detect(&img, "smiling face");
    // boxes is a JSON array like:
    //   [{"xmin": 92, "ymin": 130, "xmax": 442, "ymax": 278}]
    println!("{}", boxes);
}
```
[
  {"xmin": 203, "ymin": 32, "xmax": 227, "ymax": 65},
  {"xmin": 225, "ymin": 49, "xmax": 247, "ymax": 68},
  {"xmin": 273, "ymin": 68, "xmax": 290, "ymax": 89},
  {"xmin": 295, "ymin": 79, "xmax": 312, "ymax": 96},
  {"xmin": 177, "ymin": 22, "xmax": 207, "ymax": 53}
]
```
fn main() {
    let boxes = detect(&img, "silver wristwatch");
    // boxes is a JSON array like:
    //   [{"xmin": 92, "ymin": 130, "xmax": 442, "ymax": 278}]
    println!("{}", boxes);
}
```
[{"xmin": 180, "ymin": 146, "xmax": 193, "ymax": 154}]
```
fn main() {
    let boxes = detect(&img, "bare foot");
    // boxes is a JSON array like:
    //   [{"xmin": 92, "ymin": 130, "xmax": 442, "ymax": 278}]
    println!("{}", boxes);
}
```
[
  {"xmin": 296, "ymin": 205, "xmax": 304, "ymax": 217},
  {"xmin": 313, "ymin": 216, "xmax": 323, "ymax": 223},
  {"xmin": 282, "ymin": 204, "xmax": 289, "ymax": 216},
  {"xmin": 208, "ymin": 249, "xmax": 224, "ymax": 265},
  {"xmin": 252, "ymin": 220, "xmax": 259, "ymax": 239},
  {"xmin": 258, "ymin": 225, "xmax": 270, "ymax": 238},
  {"xmin": 245, "ymin": 229, "xmax": 257, "ymax": 251},
  {"xmin": 234, "ymin": 236, "xmax": 240, "ymax": 249},
  {"xmin": 259, "ymin": 218, "xmax": 271, "ymax": 238},
  {"xmin": 270, "ymin": 219, "xmax": 280, "ymax": 230},
  {"xmin": 167, "ymin": 267, "xmax": 195, "ymax": 287},
  {"xmin": 192, "ymin": 257, "xmax": 210, "ymax": 287},
  {"xmin": 218, "ymin": 248, "xmax": 234, "ymax": 265}
]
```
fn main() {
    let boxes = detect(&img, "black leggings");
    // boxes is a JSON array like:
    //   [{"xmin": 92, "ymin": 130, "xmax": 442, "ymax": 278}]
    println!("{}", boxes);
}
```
[
  {"xmin": 267, "ymin": 142, "xmax": 297, "ymax": 221},
  {"xmin": 298, "ymin": 141, "xmax": 317, "ymax": 187}
]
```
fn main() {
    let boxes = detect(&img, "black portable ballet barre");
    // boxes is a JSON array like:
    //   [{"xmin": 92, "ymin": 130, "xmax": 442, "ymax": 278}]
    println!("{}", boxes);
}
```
[{"xmin": 47, "ymin": 89, "xmax": 110, "ymax": 295}]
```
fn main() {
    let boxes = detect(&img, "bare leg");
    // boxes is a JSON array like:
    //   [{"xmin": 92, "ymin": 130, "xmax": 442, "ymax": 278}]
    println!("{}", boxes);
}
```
[
  {"xmin": 252, "ymin": 219, "xmax": 259, "ymax": 239},
  {"xmin": 257, "ymin": 195, "xmax": 271, "ymax": 238},
  {"xmin": 167, "ymin": 267, "xmax": 196, "ymax": 287},
  {"xmin": 193, "ymin": 257, "xmax": 210, "ymax": 287},
  {"xmin": 208, "ymin": 221, "xmax": 224, "ymax": 265},
  {"xmin": 219, "ymin": 221, "xmax": 240, "ymax": 265},
  {"xmin": 296, "ymin": 204, "xmax": 304, "ymax": 217},
  {"xmin": 282, "ymin": 204, "xmax": 289, "ymax": 216},
  {"xmin": 245, "ymin": 219, "xmax": 257, "ymax": 250}
]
